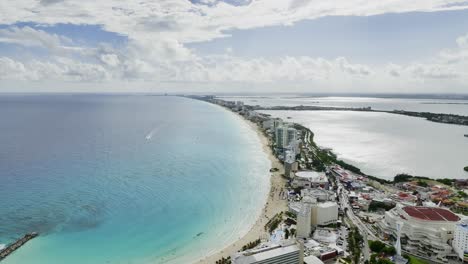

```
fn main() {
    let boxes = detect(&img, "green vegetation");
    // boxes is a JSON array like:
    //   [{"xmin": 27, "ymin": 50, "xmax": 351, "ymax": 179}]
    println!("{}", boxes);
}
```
[
  {"xmin": 368, "ymin": 240, "xmax": 396, "ymax": 256},
  {"xmin": 394, "ymin": 174, "xmax": 455, "ymax": 186},
  {"xmin": 394, "ymin": 173, "xmax": 415, "ymax": 183},
  {"xmin": 347, "ymin": 227, "xmax": 363, "ymax": 264},
  {"xmin": 335, "ymin": 159, "xmax": 362, "ymax": 175},
  {"xmin": 403, "ymin": 255, "xmax": 429, "ymax": 264},
  {"xmin": 341, "ymin": 257, "xmax": 352, "ymax": 264},
  {"xmin": 264, "ymin": 212, "xmax": 283, "ymax": 233},
  {"xmin": 322, "ymin": 223, "xmax": 338, "ymax": 228},
  {"xmin": 216, "ymin": 256, "xmax": 231, "ymax": 264},
  {"xmin": 452, "ymin": 206, "xmax": 468, "ymax": 216},
  {"xmin": 368, "ymin": 240, "xmax": 386, "ymax": 253},
  {"xmin": 293, "ymin": 187, "xmax": 304, "ymax": 194},
  {"xmin": 369, "ymin": 254, "xmax": 393, "ymax": 264},
  {"xmin": 458, "ymin": 191, "xmax": 468, "ymax": 198},
  {"xmin": 285, "ymin": 211, "xmax": 296, "ymax": 219},
  {"xmin": 368, "ymin": 200, "xmax": 395, "ymax": 212},
  {"xmin": 290, "ymin": 228, "xmax": 296, "ymax": 237},
  {"xmin": 417, "ymin": 180, "xmax": 428, "ymax": 187},
  {"xmin": 436, "ymin": 178, "xmax": 455, "ymax": 186},
  {"xmin": 241, "ymin": 239, "xmax": 261, "ymax": 251},
  {"xmin": 464, "ymin": 166, "xmax": 468, "ymax": 172}
]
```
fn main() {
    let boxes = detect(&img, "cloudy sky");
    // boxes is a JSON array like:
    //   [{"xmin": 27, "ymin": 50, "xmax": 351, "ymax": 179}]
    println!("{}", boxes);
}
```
[{"xmin": 1, "ymin": 0, "xmax": 468, "ymax": 93}]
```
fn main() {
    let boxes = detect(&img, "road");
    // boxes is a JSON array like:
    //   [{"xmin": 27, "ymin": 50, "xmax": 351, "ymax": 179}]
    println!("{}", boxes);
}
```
[{"xmin": 337, "ymin": 182, "xmax": 375, "ymax": 262}]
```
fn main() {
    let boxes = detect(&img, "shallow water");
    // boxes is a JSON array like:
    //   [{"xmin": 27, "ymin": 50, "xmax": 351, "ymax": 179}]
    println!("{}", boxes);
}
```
[{"xmin": 0, "ymin": 95, "xmax": 270, "ymax": 264}]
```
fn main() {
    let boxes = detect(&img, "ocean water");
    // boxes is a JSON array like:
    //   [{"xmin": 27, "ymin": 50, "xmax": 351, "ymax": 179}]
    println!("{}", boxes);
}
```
[
  {"xmin": 0, "ymin": 94, "xmax": 270, "ymax": 264},
  {"xmin": 223, "ymin": 96, "xmax": 468, "ymax": 116},
  {"xmin": 261, "ymin": 110, "xmax": 468, "ymax": 180}
]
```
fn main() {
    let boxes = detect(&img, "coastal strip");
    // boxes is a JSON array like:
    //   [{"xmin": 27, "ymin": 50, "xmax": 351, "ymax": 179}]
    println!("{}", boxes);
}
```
[
  {"xmin": 185, "ymin": 95, "xmax": 468, "ymax": 264},
  {"xmin": 191, "ymin": 100, "xmax": 288, "ymax": 264},
  {"xmin": 0, "ymin": 233, "xmax": 38, "ymax": 262},
  {"xmin": 253, "ymin": 105, "xmax": 468, "ymax": 127}
]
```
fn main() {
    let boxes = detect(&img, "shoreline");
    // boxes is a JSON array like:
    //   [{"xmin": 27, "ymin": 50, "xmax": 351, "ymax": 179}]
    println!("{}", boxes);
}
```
[{"xmin": 194, "ymin": 116, "xmax": 288, "ymax": 264}]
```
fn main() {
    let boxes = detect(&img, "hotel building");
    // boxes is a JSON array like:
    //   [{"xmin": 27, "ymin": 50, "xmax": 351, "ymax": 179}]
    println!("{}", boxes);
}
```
[
  {"xmin": 453, "ymin": 221, "xmax": 468, "ymax": 262},
  {"xmin": 379, "ymin": 205, "xmax": 460, "ymax": 262}
]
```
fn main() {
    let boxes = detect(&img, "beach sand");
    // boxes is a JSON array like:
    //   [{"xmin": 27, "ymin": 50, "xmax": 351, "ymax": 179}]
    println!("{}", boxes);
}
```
[{"xmin": 195, "ymin": 119, "xmax": 288, "ymax": 264}]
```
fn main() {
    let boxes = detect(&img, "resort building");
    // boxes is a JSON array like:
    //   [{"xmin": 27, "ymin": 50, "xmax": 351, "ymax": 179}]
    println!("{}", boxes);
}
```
[
  {"xmin": 379, "ymin": 205, "xmax": 461, "ymax": 262},
  {"xmin": 453, "ymin": 221, "xmax": 468, "ymax": 262},
  {"xmin": 262, "ymin": 118, "xmax": 283, "ymax": 132},
  {"xmin": 311, "ymin": 202, "xmax": 339, "ymax": 226},
  {"xmin": 275, "ymin": 125, "xmax": 297, "ymax": 149},
  {"xmin": 303, "ymin": 255, "xmax": 324, "ymax": 264},
  {"xmin": 301, "ymin": 189, "xmax": 336, "ymax": 202},
  {"xmin": 231, "ymin": 240, "xmax": 303, "ymax": 264},
  {"xmin": 292, "ymin": 171, "xmax": 329, "ymax": 189},
  {"xmin": 285, "ymin": 151, "xmax": 298, "ymax": 178},
  {"xmin": 297, "ymin": 202, "xmax": 313, "ymax": 239},
  {"xmin": 293, "ymin": 196, "xmax": 339, "ymax": 237}
]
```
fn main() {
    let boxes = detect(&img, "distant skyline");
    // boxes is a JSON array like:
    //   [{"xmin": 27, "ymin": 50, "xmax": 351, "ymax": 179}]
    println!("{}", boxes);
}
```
[{"xmin": 1, "ymin": 0, "xmax": 468, "ymax": 93}]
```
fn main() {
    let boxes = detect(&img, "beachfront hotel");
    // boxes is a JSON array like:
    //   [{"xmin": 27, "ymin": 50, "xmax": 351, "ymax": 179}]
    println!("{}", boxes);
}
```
[
  {"xmin": 453, "ymin": 220, "xmax": 468, "ymax": 262},
  {"xmin": 275, "ymin": 125, "xmax": 298, "ymax": 149},
  {"xmin": 379, "ymin": 205, "xmax": 461, "ymax": 262},
  {"xmin": 231, "ymin": 240, "xmax": 303, "ymax": 264},
  {"xmin": 284, "ymin": 151, "xmax": 298, "ymax": 178},
  {"xmin": 291, "ymin": 171, "xmax": 329, "ymax": 189},
  {"xmin": 294, "ymin": 196, "xmax": 339, "ymax": 239}
]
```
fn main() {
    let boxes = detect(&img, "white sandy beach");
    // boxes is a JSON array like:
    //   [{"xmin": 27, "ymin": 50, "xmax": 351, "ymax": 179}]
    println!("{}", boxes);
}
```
[{"xmin": 195, "ymin": 119, "xmax": 288, "ymax": 264}]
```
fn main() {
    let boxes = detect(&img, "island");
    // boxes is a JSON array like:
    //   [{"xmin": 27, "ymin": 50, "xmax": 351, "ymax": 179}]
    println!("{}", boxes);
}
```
[
  {"xmin": 464, "ymin": 166, "xmax": 468, "ymax": 172},
  {"xmin": 249, "ymin": 105, "xmax": 468, "ymax": 127}
]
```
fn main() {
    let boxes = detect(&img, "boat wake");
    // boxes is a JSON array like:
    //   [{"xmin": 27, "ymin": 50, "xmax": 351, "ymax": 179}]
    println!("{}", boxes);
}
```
[{"xmin": 145, "ymin": 124, "xmax": 167, "ymax": 140}]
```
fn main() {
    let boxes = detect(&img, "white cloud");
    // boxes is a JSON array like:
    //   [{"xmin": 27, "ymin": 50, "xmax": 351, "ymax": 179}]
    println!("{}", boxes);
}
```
[
  {"xmin": 2, "ymin": 0, "xmax": 468, "ymax": 45},
  {"xmin": 1, "ymin": 0, "xmax": 468, "ymax": 92},
  {"xmin": 0, "ymin": 26, "xmax": 83, "ymax": 55},
  {"xmin": 100, "ymin": 54, "xmax": 120, "ymax": 67}
]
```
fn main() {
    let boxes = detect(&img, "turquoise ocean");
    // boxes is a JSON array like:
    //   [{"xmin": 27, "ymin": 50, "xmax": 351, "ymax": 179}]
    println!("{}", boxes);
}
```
[{"xmin": 0, "ymin": 94, "xmax": 270, "ymax": 264}]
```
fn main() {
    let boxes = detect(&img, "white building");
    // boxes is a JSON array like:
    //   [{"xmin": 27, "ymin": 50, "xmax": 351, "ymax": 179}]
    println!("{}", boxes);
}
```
[
  {"xmin": 275, "ymin": 125, "xmax": 297, "ymax": 149},
  {"xmin": 311, "ymin": 202, "xmax": 339, "ymax": 226},
  {"xmin": 292, "ymin": 171, "xmax": 329, "ymax": 189},
  {"xmin": 262, "ymin": 118, "xmax": 283, "ymax": 131},
  {"xmin": 285, "ymin": 151, "xmax": 298, "ymax": 178},
  {"xmin": 231, "ymin": 240, "xmax": 303, "ymax": 264},
  {"xmin": 295, "ymin": 196, "xmax": 339, "ymax": 237},
  {"xmin": 379, "ymin": 205, "xmax": 460, "ymax": 262},
  {"xmin": 301, "ymin": 189, "xmax": 335, "ymax": 202},
  {"xmin": 453, "ymin": 221, "xmax": 468, "ymax": 262},
  {"xmin": 304, "ymin": 255, "xmax": 324, "ymax": 264},
  {"xmin": 297, "ymin": 201, "xmax": 313, "ymax": 239}
]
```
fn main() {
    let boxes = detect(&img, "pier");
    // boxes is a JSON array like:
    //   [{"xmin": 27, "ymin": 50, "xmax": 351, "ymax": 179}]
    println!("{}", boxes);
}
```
[{"xmin": 0, "ymin": 233, "xmax": 38, "ymax": 261}]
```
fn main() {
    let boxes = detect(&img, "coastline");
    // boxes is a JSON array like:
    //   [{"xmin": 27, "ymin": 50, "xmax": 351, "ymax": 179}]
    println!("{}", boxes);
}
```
[{"xmin": 194, "ymin": 117, "xmax": 288, "ymax": 264}]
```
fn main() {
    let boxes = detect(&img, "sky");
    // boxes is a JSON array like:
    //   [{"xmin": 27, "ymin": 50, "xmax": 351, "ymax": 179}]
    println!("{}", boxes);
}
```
[{"xmin": 1, "ymin": 0, "xmax": 468, "ymax": 93}]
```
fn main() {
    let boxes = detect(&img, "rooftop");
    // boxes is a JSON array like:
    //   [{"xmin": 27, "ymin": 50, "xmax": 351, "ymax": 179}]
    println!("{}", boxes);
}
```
[
  {"xmin": 403, "ymin": 206, "xmax": 460, "ymax": 222},
  {"xmin": 295, "ymin": 171, "xmax": 328, "ymax": 182},
  {"xmin": 317, "ymin": 201, "xmax": 338, "ymax": 208},
  {"xmin": 304, "ymin": 255, "xmax": 324, "ymax": 264},
  {"xmin": 232, "ymin": 243, "xmax": 299, "ymax": 264}
]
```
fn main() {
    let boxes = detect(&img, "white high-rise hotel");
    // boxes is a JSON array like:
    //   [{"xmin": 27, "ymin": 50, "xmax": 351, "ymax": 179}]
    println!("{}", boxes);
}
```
[
  {"xmin": 275, "ymin": 125, "xmax": 297, "ymax": 149},
  {"xmin": 453, "ymin": 221, "xmax": 468, "ymax": 262}
]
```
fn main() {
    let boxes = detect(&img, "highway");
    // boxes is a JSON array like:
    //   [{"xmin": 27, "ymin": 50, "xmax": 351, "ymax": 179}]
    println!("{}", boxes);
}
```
[{"xmin": 337, "ymin": 182, "xmax": 375, "ymax": 262}]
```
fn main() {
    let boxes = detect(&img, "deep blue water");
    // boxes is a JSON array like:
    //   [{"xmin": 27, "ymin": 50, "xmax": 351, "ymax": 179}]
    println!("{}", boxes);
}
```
[{"xmin": 0, "ymin": 94, "xmax": 270, "ymax": 263}]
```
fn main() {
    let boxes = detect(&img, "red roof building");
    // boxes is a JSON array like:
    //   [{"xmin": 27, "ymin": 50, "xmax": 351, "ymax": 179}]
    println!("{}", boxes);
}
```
[{"xmin": 403, "ymin": 206, "xmax": 460, "ymax": 222}]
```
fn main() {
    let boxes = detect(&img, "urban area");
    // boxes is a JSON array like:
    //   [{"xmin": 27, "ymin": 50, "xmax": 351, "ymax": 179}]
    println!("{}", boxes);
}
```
[{"xmin": 191, "ymin": 96, "xmax": 468, "ymax": 264}]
